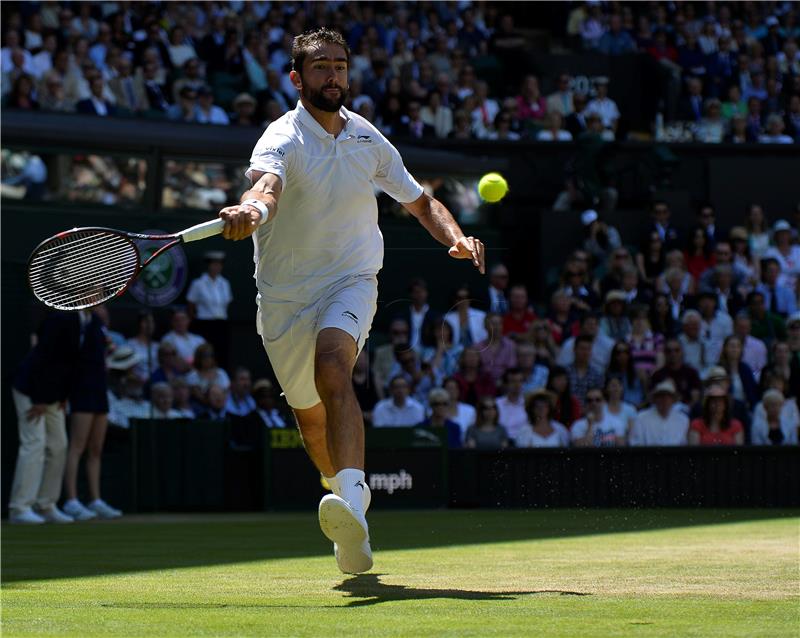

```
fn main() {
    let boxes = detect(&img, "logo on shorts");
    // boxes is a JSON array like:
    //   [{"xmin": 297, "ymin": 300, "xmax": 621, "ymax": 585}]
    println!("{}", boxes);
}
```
[
  {"xmin": 356, "ymin": 135, "xmax": 373, "ymax": 143},
  {"xmin": 342, "ymin": 310, "xmax": 359, "ymax": 324}
]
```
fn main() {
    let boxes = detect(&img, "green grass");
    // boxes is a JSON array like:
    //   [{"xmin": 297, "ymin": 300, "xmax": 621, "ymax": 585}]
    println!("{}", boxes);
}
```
[{"xmin": 2, "ymin": 509, "xmax": 798, "ymax": 637}]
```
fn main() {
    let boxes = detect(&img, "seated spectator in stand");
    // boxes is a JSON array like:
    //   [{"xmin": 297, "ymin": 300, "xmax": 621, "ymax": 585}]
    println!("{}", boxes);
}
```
[
  {"xmin": 196, "ymin": 85, "xmax": 230, "ymax": 125},
  {"xmin": 109, "ymin": 56, "xmax": 147, "ymax": 113},
  {"xmin": 608, "ymin": 341, "xmax": 645, "ymax": 407},
  {"xmin": 565, "ymin": 92, "xmax": 589, "ymax": 138},
  {"xmin": 421, "ymin": 321, "xmax": 463, "ymax": 379},
  {"xmin": 387, "ymin": 345, "xmax": 439, "ymax": 406},
  {"xmin": 710, "ymin": 265, "xmax": 746, "ymax": 318},
  {"xmin": 528, "ymin": 319, "xmax": 559, "ymax": 368},
  {"xmin": 352, "ymin": 349, "xmax": 378, "ymax": 425},
  {"xmin": 107, "ymin": 351, "xmax": 151, "ymax": 429},
  {"xmin": 252, "ymin": 379, "xmax": 287, "ymax": 428},
  {"xmin": 547, "ymin": 290, "xmax": 580, "ymax": 346},
  {"xmin": 200, "ymin": 384, "xmax": 228, "ymax": 421},
  {"xmin": 564, "ymin": 335, "xmax": 604, "ymax": 408},
  {"xmin": 557, "ymin": 257, "xmax": 600, "ymax": 312},
  {"xmin": 557, "ymin": 313, "xmax": 615, "ymax": 371},
  {"xmin": 695, "ymin": 99, "xmax": 725, "ymax": 143},
  {"xmin": 599, "ymin": 248, "xmax": 634, "ymax": 297},
  {"xmin": 536, "ymin": 111, "xmax": 572, "ymax": 141},
  {"xmin": 516, "ymin": 342, "xmax": 550, "ymax": 393},
  {"xmin": 170, "ymin": 377, "xmax": 195, "ymax": 419},
  {"xmin": 769, "ymin": 341, "xmax": 795, "ymax": 394},
  {"xmin": 651, "ymin": 339, "xmax": 703, "ymax": 406},
  {"xmin": 495, "ymin": 368, "xmax": 527, "ymax": 443},
  {"xmin": 678, "ymin": 310, "xmax": 710, "ymax": 375},
  {"xmin": 372, "ymin": 375, "xmax": 425, "ymax": 428},
  {"xmin": 417, "ymin": 388, "xmax": 462, "ymax": 448},
  {"xmin": 397, "ymin": 100, "xmax": 436, "ymax": 139},
  {"xmin": 600, "ymin": 291, "xmax": 632, "ymax": 342},
  {"xmin": 758, "ymin": 114, "xmax": 794, "ymax": 144},
  {"xmin": 546, "ymin": 72, "xmax": 574, "ymax": 117},
  {"xmin": 547, "ymin": 365, "xmax": 582, "ymax": 427},
  {"xmin": 571, "ymin": 378, "xmax": 632, "ymax": 447},
  {"xmin": 442, "ymin": 376, "xmax": 477, "ymax": 436},
  {"xmin": 585, "ymin": 77, "xmax": 619, "ymax": 136},
  {"xmin": 481, "ymin": 264, "xmax": 510, "ymax": 315},
  {"xmin": 444, "ymin": 284, "xmax": 487, "ymax": 346},
  {"xmin": 76, "ymin": 76, "xmax": 116, "ymax": 116},
  {"xmin": 756, "ymin": 257, "xmax": 798, "ymax": 318},
  {"xmin": 502, "ymin": 285, "xmax": 536, "ymax": 339},
  {"xmin": 515, "ymin": 74, "xmax": 546, "ymax": 122},
  {"xmin": 717, "ymin": 335, "xmax": 760, "ymax": 410},
  {"xmin": 645, "ymin": 200, "xmax": 681, "ymax": 253},
  {"xmin": 225, "ymin": 367, "xmax": 256, "ymax": 417},
  {"xmin": 597, "ymin": 14, "xmax": 637, "ymax": 55},
  {"xmin": 582, "ymin": 210, "xmax": 622, "ymax": 269},
  {"xmin": 751, "ymin": 389, "xmax": 799, "ymax": 445},
  {"xmin": 684, "ymin": 225, "xmax": 716, "ymax": 283},
  {"xmin": 148, "ymin": 343, "xmax": 185, "ymax": 388},
  {"xmin": 162, "ymin": 308, "xmax": 206, "ymax": 368},
  {"xmin": 629, "ymin": 380, "xmax": 690, "ymax": 446},
  {"xmin": 126, "ymin": 311, "xmax": 160, "ymax": 382},
  {"xmin": 688, "ymin": 385, "xmax": 745, "ymax": 446},
  {"xmin": 515, "ymin": 389, "xmax": 570, "ymax": 448},
  {"xmin": 464, "ymin": 397, "xmax": 510, "ymax": 451},
  {"xmin": 698, "ymin": 292, "xmax": 734, "ymax": 365},
  {"xmin": 746, "ymin": 291, "xmax": 787, "ymax": 347},
  {"xmin": 734, "ymin": 312, "xmax": 768, "ymax": 381},
  {"xmin": 453, "ymin": 346, "xmax": 496, "ymax": 406},
  {"xmin": 474, "ymin": 313, "xmax": 516, "ymax": 383},
  {"xmin": 230, "ymin": 92, "xmax": 259, "ymax": 126},
  {"xmin": 185, "ymin": 343, "xmax": 231, "ymax": 408},
  {"xmin": 167, "ymin": 85, "xmax": 200, "ymax": 123},
  {"xmin": 150, "ymin": 382, "xmax": 182, "ymax": 419},
  {"xmin": 372, "ymin": 322, "xmax": 410, "ymax": 398}
]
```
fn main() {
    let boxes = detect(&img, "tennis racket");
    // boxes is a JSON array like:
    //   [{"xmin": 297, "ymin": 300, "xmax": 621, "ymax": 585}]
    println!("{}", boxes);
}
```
[{"xmin": 27, "ymin": 218, "xmax": 226, "ymax": 311}]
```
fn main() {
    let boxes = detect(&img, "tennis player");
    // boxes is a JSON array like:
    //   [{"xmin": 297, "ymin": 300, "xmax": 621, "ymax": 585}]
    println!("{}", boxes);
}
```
[{"xmin": 218, "ymin": 28, "xmax": 485, "ymax": 574}]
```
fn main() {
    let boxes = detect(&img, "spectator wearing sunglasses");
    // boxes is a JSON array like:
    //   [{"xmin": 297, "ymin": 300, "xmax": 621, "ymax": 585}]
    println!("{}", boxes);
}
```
[
  {"xmin": 417, "ymin": 388, "xmax": 462, "ymax": 448},
  {"xmin": 464, "ymin": 398, "xmax": 509, "ymax": 451}
]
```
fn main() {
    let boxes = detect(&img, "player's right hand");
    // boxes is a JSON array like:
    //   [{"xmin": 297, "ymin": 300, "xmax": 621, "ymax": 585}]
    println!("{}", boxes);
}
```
[{"xmin": 219, "ymin": 205, "xmax": 262, "ymax": 241}]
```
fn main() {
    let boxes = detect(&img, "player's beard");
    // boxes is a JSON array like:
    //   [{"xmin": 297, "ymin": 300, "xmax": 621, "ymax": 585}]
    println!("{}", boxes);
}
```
[{"xmin": 304, "ymin": 83, "xmax": 349, "ymax": 112}]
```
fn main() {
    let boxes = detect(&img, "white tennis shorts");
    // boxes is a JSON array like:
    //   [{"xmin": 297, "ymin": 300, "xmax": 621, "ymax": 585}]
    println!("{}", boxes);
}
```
[{"xmin": 256, "ymin": 274, "xmax": 378, "ymax": 410}]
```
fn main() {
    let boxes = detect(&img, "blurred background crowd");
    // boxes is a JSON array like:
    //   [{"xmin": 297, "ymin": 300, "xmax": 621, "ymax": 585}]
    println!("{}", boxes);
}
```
[{"xmin": 2, "ymin": 0, "xmax": 799, "ymax": 143}]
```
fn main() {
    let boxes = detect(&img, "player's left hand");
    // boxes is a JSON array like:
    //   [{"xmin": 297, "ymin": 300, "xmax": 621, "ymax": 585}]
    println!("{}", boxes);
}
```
[
  {"xmin": 448, "ymin": 236, "xmax": 485, "ymax": 274},
  {"xmin": 219, "ymin": 205, "xmax": 262, "ymax": 241}
]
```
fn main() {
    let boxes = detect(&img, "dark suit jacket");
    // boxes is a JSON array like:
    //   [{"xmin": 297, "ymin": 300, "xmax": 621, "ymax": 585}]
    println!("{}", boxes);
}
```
[
  {"xmin": 393, "ymin": 305, "xmax": 441, "ymax": 349},
  {"xmin": 76, "ymin": 98, "xmax": 117, "ymax": 117},
  {"xmin": 734, "ymin": 361, "xmax": 761, "ymax": 409},
  {"xmin": 645, "ymin": 222, "xmax": 682, "ymax": 252},
  {"xmin": 14, "ymin": 312, "xmax": 81, "ymax": 404},
  {"xmin": 397, "ymin": 120, "xmax": 437, "ymax": 139},
  {"xmin": 677, "ymin": 94, "xmax": 705, "ymax": 122}
]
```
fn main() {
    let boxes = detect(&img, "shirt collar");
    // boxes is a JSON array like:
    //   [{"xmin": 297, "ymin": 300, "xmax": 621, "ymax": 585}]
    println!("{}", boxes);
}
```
[{"xmin": 295, "ymin": 99, "xmax": 352, "ymax": 140}]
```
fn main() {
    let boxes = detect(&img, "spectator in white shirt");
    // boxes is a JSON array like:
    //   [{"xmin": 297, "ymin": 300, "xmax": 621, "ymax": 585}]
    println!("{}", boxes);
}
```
[
  {"xmin": 629, "ymin": 380, "xmax": 690, "ymax": 446},
  {"xmin": 765, "ymin": 220, "xmax": 800, "ymax": 291},
  {"xmin": 187, "ymin": 251, "xmax": 233, "ymax": 367},
  {"xmin": 586, "ymin": 77, "xmax": 620, "ymax": 134},
  {"xmin": 751, "ymin": 389, "xmax": 799, "ymax": 445},
  {"xmin": 697, "ymin": 292, "xmax": 734, "ymax": 365},
  {"xmin": 150, "ymin": 382, "xmax": 182, "ymax": 419},
  {"xmin": 495, "ymin": 368, "xmax": 528, "ymax": 443},
  {"xmin": 372, "ymin": 375, "xmax": 426, "ymax": 427},
  {"xmin": 678, "ymin": 309, "xmax": 710, "ymax": 374},
  {"xmin": 252, "ymin": 378, "xmax": 287, "ymax": 428},
  {"xmin": 444, "ymin": 284, "xmax": 487, "ymax": 347},
  {"xmin": 196, "ymin": 86, "xmax": 230, "ymax": 125},
  {"xmin": 225, "ymin": 367, "xmax": 257, "ymax": 417},
  {"xmin": 470, "ymin": 80, "xmax": 500, "ymax": 137},
  {"xmin": 126, "ymin": 311, "xmax": 160, "ymax": 382},
  {"xmin": 514, "ymin": 389, "xmax": 570, "ymax": 448},
  {"xmin": 572, "ymin": 377, "xmax": 634, "ymax": 447},
  {"xmin": 536, "ymin": 111, "xmax": 573, "ymax": 141},
  {"xmin": 185, "ymin": 343, "xmax": 230, "ymax": 407},
  {"xmin": 557, "ymin": 313, "xmax": 615, "ymax": 371},
  {"xmin": 162, "ymin": 308, "xmax": 206, "ymax": 368},
  {"xmin": 758, "ymin": 114, "xmax": 795, "ymax": 144},
  {"xmin": 733, "ymin": 312, "xmax": 768, "ymax": 381}
]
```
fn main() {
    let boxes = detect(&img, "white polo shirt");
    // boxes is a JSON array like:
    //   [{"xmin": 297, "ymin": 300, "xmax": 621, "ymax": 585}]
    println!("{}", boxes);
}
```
[
  {"xmin": 186, "ymin": 273, "xmax": 233, "ymax": 320},
  {"xmin": 372, "ymin": 396, "xmax": 426, "ymax": 427},
  {"xmin": 247, "ymin": 100, "xmax": 424, "ymax": 303}
]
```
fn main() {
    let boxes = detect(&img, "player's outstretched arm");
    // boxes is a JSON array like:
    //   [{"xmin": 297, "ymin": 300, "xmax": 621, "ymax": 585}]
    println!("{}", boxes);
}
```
[
  {"xmin": 402, "ymin": 192, "xmax": 485, "ymax": 274},
  {"xmin": 218, "ymin": 170, "xmax": 283, "ymax": 241}
]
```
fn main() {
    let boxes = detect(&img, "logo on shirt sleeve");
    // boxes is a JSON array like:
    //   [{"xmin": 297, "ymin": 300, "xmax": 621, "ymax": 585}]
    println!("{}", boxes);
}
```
[
  {"xmin": 264, "ymin": 146, "xmax": 286, "ymax": 157},
  {"xmin": 356, "ymin": 135, "xmax": 373, "ymax": 144}
]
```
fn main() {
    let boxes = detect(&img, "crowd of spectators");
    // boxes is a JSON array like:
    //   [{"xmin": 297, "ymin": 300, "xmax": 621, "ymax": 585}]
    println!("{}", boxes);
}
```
[
  {"xmin": 86, "ymin": 199, "xmax": 800, "ymax": 451},
  {"xmin": 3, "ymin": 2, "xmax": 798, "ymax": 143}
]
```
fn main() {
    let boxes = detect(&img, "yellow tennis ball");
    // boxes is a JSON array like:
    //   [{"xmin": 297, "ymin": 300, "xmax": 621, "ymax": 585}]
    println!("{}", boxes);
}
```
[{"xmin": 478, "ymin": 172, "xmax": 508, "ymax": 203}]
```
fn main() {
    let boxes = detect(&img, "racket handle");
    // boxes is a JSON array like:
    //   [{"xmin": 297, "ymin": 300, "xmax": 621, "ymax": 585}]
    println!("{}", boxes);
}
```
[{"xmin": 179, "ymin": 218, "xmax": 226, "ymax": 243}]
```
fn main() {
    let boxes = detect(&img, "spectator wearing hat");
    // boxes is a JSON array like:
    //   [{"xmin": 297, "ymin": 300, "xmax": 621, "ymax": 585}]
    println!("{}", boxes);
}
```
[
  {"xmin": 502, "ymin": 285, "xmax": 536, "ymax": 340},
  {"xmin": 107, "ymin": 347, "xmax": 151, "ymax": 428},
  {"xmin": 187, "ymin": 250, "xmax": 233, "ymax": 368},
  {"xmin": 629, "ymin": 380, "xmax": 690, "ymax": 446},
  {"xmin": 417, "ymin": 388, "xmax": 462, "ymax": 448},
  {"xmin": 600, "ymin": 290, "xmax": 632, "ymax": 342},
  {"xmin": 230, "ymin": 92, "xmax": 258, "ymax": 126},
  {"xmin": 688, "ymin": 385, "xmax": 745, "ymax": 446},
  {"xmin": 751, "ymin": 389, "xmax": 799, "ymax": 446},
  {"xmin": 166, "ymin": 85, "xmax": 200, "ymax": 123},
  {"xmin": 746, "ymin": 291, "xmax": 787, "ymax": 347},
  {"xmin": 678, "ymin": 310, "xmax": 710, "ymax": 374},
  {"xmin": 733, "ymin": 312, "xmax": 768, "ymax": 381},
  {"xmin": 581, "ymin": 209, "xmax": 622, "ymax": 267},
  {"xmin": 765, "ymin": 220, "xmax": 800, "ymax": 291},
  {"xmin": 372, "ymin": 375, "xmax": 426, "ymax": 428},
  {"xmin": 757, "ymin": 257, "xmax": 798, "ymax": 318},
  {"xmin": 514, "ymin": 389, "xmax": 570, "ymax": 448},
  {"xmin": 651, "ymin": 338, "xmax": 703, "ymax": 406},
  {"xmin": 196, "ymin": 86, "xmax": 230, "ymax": 125},
  {"xmin": 585, "ymin": 77, "xmax": 620, "ymax": 134},
  {"xmin": 690, "ymin": 366, "xmax": 752, "ymax": 441}
]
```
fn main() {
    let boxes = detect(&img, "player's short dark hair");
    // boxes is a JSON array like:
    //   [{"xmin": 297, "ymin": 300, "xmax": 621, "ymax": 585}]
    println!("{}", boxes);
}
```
[{"xmin": 292, "ymin": 28, "xmax": 350, "ymax": 75}]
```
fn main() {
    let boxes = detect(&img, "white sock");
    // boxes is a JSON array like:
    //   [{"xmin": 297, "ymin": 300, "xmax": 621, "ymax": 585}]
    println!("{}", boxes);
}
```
[
  {"xmin": 324, "ymin": 474, "xmax": 341, "ymax": 496},
  {"xmin": 335, "ymin": 468, "xmax": 366, "ymax": 516}
]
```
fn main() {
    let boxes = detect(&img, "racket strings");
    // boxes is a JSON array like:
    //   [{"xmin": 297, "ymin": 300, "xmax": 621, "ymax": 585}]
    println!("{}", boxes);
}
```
[{"xmin": 29, "ymin": 231, "xmax": 140, "ymax": 310}]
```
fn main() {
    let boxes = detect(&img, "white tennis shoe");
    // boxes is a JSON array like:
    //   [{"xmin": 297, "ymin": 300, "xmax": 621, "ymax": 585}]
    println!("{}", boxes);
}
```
[
  {"xmin": 9, "ymin": 507, "xmax": 46, "ymax": 525},
  {"xmin": 62, "ymin": 499, "xmax": 97, "ymax": 521},
  {"xmin": 38, "ymin": 506, "xmax": 74, "ymax": 524},
  {"xmin": 88, "ymin": 499, "xmax": 122, "ymax": 519},
  {"xmin": 318, "ymin": 494, "xmax": 373, "ymax": 574}
]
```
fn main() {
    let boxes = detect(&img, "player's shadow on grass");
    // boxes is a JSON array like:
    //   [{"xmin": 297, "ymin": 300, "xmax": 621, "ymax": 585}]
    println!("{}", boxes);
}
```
[{"xmin": 334, "ymin": 574, "xmax": 590, "ymax": 607}]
